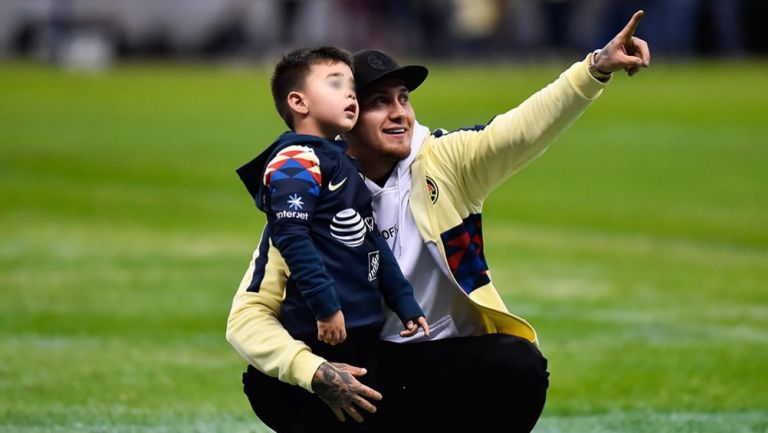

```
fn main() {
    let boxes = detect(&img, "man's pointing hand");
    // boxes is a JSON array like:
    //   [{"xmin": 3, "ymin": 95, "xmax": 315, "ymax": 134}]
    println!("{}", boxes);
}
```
[{"xmin": 593, "ymin": 10, "xmax": 652, "ymax": 77}]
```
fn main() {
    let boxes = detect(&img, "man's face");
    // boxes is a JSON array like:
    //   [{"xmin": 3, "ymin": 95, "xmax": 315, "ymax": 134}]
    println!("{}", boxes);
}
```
[
  {"xmin": 301, "ymin": 61, "xmax": 358, "ymax": 136},
  {"xmin": 344, "ymin": 78, "xmax": 415, "ymax": 163}
]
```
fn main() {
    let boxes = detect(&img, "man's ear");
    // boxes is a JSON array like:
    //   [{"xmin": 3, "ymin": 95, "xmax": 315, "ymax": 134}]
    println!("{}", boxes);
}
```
[{"xmin": 287, "ymin": 91, "xmax": 309, "ymax": 116}]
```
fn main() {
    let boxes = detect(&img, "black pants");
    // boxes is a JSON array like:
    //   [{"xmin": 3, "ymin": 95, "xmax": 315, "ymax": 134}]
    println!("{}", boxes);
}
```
[
  {"xmin": 242, "ymin": 333, "xmax": 548, "ymax": 433},
  {"xmin": 377, "ymin": 334, "xmax": 549, "ymax": 433},
  {"xmin": 242, "ymin": 330, "xmax": 380, "ymax": 433}
]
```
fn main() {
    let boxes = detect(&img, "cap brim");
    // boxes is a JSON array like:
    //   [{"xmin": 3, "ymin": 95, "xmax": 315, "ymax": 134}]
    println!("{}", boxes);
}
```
[{"xmin": 357, "ymin": 65, "xmax": 428, "ymax": 94}]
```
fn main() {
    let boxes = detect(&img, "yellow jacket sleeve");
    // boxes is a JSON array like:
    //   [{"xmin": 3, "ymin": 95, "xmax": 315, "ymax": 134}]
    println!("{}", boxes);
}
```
[
  {"xmin": 225, "ymin": 231, "xmax": 326, "ymax": 393},
  {"xmin": 428, "ymin": 56, "xmax": 607, "ymax": 208}
]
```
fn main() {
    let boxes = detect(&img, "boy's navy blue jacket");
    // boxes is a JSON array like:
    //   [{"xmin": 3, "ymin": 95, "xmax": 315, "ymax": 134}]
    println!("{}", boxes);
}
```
[{"xmin": 236, "ymin": 132, "xmax": 423, "ymax": 340}]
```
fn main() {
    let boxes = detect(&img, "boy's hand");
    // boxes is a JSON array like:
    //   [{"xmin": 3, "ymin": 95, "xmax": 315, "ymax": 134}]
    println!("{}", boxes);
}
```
[
  {"xmin": 399, "ymin": 316, "xmax": 430, "ymax": 338},
  {"xmin": 317, "ymin": 310, "xmax": 347, "ymax": 345}
]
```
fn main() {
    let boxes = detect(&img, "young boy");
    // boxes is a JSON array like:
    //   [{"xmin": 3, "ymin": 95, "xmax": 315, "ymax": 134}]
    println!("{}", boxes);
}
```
[{"xmin": 235, "ymin": 47, "xmax": 428, "ymax": 429}]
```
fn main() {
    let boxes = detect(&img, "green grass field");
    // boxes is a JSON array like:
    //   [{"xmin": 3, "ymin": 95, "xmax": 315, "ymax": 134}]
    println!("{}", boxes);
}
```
[{"xmin": 1, "ymin": 59, "xmax": 767, "ymax": 432}]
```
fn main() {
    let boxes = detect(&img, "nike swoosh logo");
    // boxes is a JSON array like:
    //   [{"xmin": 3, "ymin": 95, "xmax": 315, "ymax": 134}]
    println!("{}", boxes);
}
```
[{"xmin": 328, "ymin": 177, "xmax": 347, "ymax": 191}]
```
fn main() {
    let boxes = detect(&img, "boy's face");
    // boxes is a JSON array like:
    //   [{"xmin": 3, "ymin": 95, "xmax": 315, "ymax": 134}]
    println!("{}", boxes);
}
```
[{"xmin": 299, "ymin": 61, "xmax": 358, "ymax": 137}]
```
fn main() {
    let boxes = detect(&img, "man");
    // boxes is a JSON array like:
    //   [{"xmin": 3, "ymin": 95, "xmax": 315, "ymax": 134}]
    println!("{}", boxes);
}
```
[{"xmin": 226, "ymin": 11, "xmax": 650, "ymax": 433}]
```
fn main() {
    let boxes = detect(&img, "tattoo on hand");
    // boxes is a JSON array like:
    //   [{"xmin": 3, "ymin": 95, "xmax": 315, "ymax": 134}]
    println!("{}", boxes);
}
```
[{"xmin": 313, "ymin": 363, "xmax": 356, "ymax": 406}]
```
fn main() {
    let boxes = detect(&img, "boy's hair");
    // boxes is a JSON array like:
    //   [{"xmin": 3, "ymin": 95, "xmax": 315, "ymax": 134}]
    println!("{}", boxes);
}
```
[{"xmin": 271, "ymin": 46, "xmax": 353, "ymax": 130}]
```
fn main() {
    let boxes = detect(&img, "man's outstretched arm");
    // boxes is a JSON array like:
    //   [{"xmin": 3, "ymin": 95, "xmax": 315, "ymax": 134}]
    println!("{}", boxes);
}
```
[{"xmin": 429, "ymin": 11, "xmax": 651, "ymax": 204}]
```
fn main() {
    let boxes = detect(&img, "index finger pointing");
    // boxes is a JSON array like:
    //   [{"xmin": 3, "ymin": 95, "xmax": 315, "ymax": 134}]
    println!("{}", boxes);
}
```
[{"xmin": 619, "ymin": 10, "xmax": 645, "ymax": 40}]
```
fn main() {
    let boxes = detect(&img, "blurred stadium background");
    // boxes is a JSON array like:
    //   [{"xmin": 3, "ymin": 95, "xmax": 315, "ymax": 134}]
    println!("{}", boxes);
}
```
[
  {"xmin": 1, "ymin": 1, "xmax": 767, "ymax": 432},
  {"xmin": 1, "ymin": 0, "xmax": 767, "ymax": 66}
]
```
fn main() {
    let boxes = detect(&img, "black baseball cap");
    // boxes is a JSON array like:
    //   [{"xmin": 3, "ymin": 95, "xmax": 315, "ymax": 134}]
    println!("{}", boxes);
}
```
[{"xmin": 352, "ymin": 49, "xmax": 428, "ymax": 95}]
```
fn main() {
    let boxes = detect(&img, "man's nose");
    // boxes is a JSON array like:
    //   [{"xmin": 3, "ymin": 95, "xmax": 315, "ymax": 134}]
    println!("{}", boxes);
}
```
[{"xmin": 389, "ymin": 101, "xmax": 406, "ymax": 119}]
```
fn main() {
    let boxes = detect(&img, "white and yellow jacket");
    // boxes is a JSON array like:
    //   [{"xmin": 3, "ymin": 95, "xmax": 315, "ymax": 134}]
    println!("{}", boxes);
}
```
[{"xmin": 226, "ymin": 57, "xmax": 607, "ymax": 393}]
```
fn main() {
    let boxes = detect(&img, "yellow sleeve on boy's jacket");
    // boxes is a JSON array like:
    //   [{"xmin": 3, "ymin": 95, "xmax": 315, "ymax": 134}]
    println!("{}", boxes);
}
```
[
  {"xmin": 427, "ymin": 56, "xmax": 607, "ymax": 209},
  {"xmin": 226, "ymin": 231, "xmax": 325, "ymax": 393}
]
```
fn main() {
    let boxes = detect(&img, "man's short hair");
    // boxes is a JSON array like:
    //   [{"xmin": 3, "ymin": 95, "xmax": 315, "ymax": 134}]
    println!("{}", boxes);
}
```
[{"xmin": 271, "ymin": 46, "xmax": 353, "ymax": 130}]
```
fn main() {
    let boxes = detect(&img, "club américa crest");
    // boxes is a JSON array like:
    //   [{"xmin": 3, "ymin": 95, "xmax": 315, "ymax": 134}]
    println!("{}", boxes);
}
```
[{"xmin": 426, "ymin": 176, "xmax": 439, "ymax": 204}]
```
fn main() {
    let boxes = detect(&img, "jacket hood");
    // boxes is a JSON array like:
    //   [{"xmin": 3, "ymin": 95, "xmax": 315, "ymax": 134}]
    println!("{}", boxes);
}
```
[{"xmin": 236, "ymin": 132, "xmax": 331, "ymax": 211}]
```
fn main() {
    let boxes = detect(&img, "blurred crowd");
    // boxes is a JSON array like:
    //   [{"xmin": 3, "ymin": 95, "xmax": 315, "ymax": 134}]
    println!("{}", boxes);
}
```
[{"xmin": 1, "ymin": 0, "xmax": 764, "ymax": 68}]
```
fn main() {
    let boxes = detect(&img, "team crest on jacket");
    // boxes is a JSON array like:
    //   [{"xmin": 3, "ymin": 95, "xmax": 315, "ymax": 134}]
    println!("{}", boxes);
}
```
[
  {"xmin": 330, "ymin": 209, "xmax": 366, "ymax": 247},
  {"xmin": 426, "ymin": 176, "xmax": 439, "ymax": 204},
  {"xmin": 368, "ymin": 251, "xmax": 380, "ymax": 281}
]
